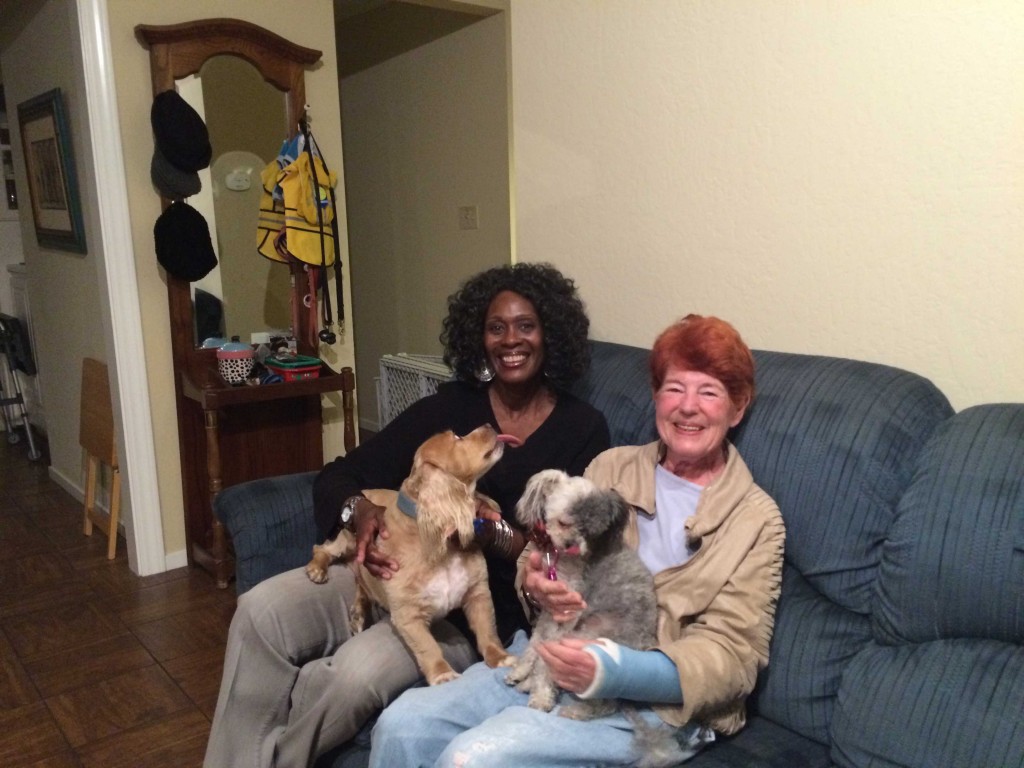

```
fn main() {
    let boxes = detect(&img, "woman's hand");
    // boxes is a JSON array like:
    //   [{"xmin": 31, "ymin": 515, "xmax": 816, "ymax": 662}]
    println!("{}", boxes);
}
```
[
  {"xmin": 473, "ymin": 496, "xmax": 528, "ymax": 560},
  {"xmin": 353, "ymin": 498, "xmax": 399, "ymax": 579},
  {"xmin": 524, "ymin": 550, "xmax": 586, "ymax": 622},
  {"xmin": 474, "ymin": 494, "xmax": 502, "ymax": 521},
  {"xmin": 537, "ymin": 637, "xmax": 597, "ymax": 694}
]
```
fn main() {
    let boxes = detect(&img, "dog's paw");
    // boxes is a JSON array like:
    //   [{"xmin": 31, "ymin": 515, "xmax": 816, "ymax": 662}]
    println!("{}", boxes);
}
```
[
  {"xmin": 427, "ymin": 669, "xmax": 460, "ymax": 686},
  {"xmin": 423, "ymin": 658, "xmax": 460, "ymax": 686},
  {"xmin": 527, "ymin": 686, "xmax": 557, "ymax": 712},
  {"xmin": 504, "ymin": 657, "xmax": 532, "ymax": 686},
  {"xmin": 305, "ymin": 546, "xmax": 334, "ymax": 584},
  {"xmin": 481, "ymin": 645, "xmax": 516, "ymax": 669},
  {"xmin": 514, "ymin": 678, "xmax": 533, "ymax": 693},
  {"xmin": 304, "ymin": 563, "xmax": 329, "ymax": 584},
  {"xmin": 504, "ymin": 666, "xmax": 527, "ymax": 687}
]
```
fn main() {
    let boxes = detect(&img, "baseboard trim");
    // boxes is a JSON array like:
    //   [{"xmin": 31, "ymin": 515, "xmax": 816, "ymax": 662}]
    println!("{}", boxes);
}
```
[
  {"xmin": 50, "ymin": 463, "xmax": 186, "ymax": 572},
  {"xmin": 49, "ymin": 465, "xmax": 126, "ymax": 534},
  {"xmin": 48, "ymin": 465, "xmax": 82, "ymax": 502},
  {"xmin": 164, "ymin": 549, "xmax": 188, "ymax": 570}
]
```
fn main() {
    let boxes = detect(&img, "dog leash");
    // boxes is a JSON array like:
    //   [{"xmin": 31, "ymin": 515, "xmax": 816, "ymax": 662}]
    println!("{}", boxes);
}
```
[{"xmin": 531, "ymin": 524, "xmax": 560, "ymax": 580}]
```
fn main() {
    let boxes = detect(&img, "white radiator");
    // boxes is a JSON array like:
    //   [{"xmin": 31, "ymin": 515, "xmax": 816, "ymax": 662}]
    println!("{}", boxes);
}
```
[{"xmin": 376, "ymin": 353, "xmax": 453, "ymax": 429}]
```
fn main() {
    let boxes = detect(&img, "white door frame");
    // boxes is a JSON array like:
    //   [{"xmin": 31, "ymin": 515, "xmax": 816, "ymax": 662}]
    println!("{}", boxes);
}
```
[{"xmin": 77, "ymin": 0, "xmax": 166, "ymax": 575}]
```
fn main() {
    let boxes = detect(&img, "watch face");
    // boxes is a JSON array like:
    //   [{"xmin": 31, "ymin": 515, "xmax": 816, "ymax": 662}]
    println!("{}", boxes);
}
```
[{"xmin": 341, "ymin": 497, "xmax": 359, "ymax": 523}]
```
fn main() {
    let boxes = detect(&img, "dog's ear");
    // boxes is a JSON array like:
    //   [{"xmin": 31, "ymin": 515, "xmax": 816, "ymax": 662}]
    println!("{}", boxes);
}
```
[
  {"xmin": 409, "ymin": 431, "xmax": 453, "ymax": 479},
  {"xmin": 515, "ymin": 469, "xmax": 568, "ymax": 527},
  {"xmin": 575, "ymin": 489, "xmax": 631, "ymax": 556},
  {"xmin": 415, "ymin": 464, "xmax": 477, "ymax": 554}
]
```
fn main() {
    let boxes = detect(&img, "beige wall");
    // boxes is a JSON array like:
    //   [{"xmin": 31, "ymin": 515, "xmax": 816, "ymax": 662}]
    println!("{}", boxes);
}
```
[
  {"xmin": 1, "ymin": 0, "xmax": 109, "ymax": 492},
  {"xmin": 341, "ymin": 12, "xmax": 510, "ymax": 429},
  {"xmin": 508, "ymin": 0, "xmax": 1024, "ymax": 411},
  {"xmin": 106, "ymin": 0, "xmax": 352, "ymax": 559}
]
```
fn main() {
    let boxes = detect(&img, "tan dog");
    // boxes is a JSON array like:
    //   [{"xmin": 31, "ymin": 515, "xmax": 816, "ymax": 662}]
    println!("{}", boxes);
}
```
[{"xmin": 305, "ymin": 424, "xmax": 517, "ymax": 685}]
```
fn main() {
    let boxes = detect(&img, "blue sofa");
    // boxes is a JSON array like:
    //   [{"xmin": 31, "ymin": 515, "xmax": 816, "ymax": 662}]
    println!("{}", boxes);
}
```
[{"xmin": 216, "ymin": 341, "xmax": 1024, "ymax": 768}]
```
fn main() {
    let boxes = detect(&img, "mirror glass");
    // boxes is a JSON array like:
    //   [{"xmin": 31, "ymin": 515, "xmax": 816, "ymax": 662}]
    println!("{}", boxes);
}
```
[{"xmin": 178, "ymin": 55, "xmax": 293, "ymax": 347}]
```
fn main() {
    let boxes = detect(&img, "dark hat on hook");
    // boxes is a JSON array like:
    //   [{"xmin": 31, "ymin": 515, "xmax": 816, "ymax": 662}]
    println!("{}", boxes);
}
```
[
  {"xmin": 153, "ymin": 201, "xmax": 217, "ymax": 281},
  {"xmin": 151, "ymin": 89, "xmax": 212, "ymax": 172},
  {"xmin": 150, "ymin": 144, "xmax": 201, "ymax": 200}
]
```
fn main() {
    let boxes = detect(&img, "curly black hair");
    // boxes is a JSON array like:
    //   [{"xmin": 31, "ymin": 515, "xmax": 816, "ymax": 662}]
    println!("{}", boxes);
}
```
[{"xmin": 440, "ymin": 262, "xmax": 591, "ymax": 391}]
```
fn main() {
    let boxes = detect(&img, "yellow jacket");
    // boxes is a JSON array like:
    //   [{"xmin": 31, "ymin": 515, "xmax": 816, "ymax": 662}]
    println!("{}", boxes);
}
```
[{"xmin": 267, "ymin": 152, "xmax": 338, "ymax": 266}]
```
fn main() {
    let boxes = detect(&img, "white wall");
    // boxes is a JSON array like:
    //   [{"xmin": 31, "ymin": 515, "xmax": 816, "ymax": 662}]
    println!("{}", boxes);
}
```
[
  {"xmin": 341, "ymin": 13, "xmax": 510, "ymax": 429},
  {"xmin": 0, "ymin": 221, "xmax": 24, "ymax": 315},
  {"xmin": 509, "ymin": 0, "xmax": 1024, "ymax": 411},
  {"xmin": 0, "ymin": 109, "xmax": 26, "ymax": 316}
]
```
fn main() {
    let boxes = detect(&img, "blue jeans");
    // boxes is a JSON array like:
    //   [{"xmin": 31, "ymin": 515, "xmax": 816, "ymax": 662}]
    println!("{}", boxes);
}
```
[{"xmin": 370, "ymin": 631, "xmax": 712, "ymax": 768}]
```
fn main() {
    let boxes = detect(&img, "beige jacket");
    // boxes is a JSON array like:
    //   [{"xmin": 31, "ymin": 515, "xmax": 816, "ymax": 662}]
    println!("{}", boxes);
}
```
[{"xmin": 518, "ymin": 441, "xmax": 784, "ymax": 735}]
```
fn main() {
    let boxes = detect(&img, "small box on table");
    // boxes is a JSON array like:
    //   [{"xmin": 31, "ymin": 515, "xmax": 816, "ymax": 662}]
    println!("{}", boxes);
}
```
[{"xmin": 265, "ymin": 354, "xmax": 322, "ymax": 382}]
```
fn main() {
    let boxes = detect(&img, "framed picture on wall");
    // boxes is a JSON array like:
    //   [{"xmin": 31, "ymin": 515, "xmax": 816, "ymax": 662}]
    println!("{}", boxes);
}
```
[{"xmin": 17, "ymin": 88, "xmax": 86, "ymax": 253}]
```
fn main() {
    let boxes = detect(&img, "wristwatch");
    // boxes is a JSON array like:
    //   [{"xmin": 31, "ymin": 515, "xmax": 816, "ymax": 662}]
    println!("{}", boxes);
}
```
[{"xmin": 339, "ymin": 495, "xmax": 365, "ymax": 530}]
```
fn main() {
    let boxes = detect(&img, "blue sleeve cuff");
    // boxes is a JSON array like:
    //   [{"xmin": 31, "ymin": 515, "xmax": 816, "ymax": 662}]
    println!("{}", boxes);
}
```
[{"xmin": 579, "ymin": 638, "xmax": 683, "ymax": 704}]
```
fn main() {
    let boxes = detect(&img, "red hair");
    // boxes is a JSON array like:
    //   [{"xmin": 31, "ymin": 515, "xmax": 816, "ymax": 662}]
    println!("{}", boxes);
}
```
[{"xmin": 649, "ymin": 314, "xmax": 755, "ymax": 409}]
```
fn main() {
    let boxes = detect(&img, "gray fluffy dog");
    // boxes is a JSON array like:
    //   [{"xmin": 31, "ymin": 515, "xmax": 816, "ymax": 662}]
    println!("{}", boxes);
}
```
[{"xmin": 505, "ymin": 469, "xmax": 659, "ymax": 721}]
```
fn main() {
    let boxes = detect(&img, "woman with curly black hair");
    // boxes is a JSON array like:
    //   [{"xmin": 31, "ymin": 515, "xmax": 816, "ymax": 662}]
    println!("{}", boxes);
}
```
[
  {"xmin": 205, "ymin": 263, "xmax": 610, "ymax": 768},
  {"xmin": 441, "ymin": 262, "xmax": 592, "ymax": 391}
]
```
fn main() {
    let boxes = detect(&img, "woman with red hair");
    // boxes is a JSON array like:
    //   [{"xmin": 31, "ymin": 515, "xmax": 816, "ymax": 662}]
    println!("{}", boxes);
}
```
[{"xmin": 371, "ymin": 314, "xmax": 785, "ymax": 767}]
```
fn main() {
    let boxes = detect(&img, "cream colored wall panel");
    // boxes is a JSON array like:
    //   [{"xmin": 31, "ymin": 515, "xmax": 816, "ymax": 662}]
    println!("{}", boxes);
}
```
[
  {"xmin": 342, "ymin": 13, "xmax": 509, "ymax": 430},
  {"xmin": 509, "ymin": 0, "xmax": 1024, "ymax": 411}
]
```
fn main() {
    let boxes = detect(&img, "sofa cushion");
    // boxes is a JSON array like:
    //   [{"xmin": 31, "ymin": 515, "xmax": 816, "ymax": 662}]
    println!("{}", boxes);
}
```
[
  {"xmin": 749, "ymin": 566, "xmax": 871, "ymax": 746},
  {"xmin": 215, "ymin": 471, "xmax": 319, "ymax": 594},
  {"xmin": 575, "ymin": 341, "xmax": 658, "ymax": 447},
  {"xmin": 830, "ymin": 639, "xmax": 1024, "ymax": 768},
  {"xmin": 874, "ymin": 404, "xmax": 1024, "ymax": 645},
  {"xmin": 689, "ymin": 714, "xmax": 834, "ymax": 768},
  {"xmin": 732, "ymin": 351, "xmax": 953, "ymax": 615},
  {"xmin": 727, "ymin": 351, "xmax": 952, "ymax": 747}
]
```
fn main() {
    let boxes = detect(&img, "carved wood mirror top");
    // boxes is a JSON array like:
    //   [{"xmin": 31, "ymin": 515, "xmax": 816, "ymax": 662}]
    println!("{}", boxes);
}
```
[{"xmin": 135, "ymin": 18, "xmax": 321, "ymax": 131}]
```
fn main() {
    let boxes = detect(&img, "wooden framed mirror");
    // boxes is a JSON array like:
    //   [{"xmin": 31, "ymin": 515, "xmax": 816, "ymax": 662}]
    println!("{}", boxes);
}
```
[
  {"xmin": 136, "ymin": 18, "xmax": 322, "ymax": 369},
  {"xmin": 136, "ymin": 19, "xmax": 355, "ymax": 587}
]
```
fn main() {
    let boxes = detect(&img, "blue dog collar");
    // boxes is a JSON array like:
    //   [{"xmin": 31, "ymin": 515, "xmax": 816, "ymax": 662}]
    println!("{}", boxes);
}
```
[{"xmin": 397, "ymin": 490, "xmax": 418, "ymax": 519}]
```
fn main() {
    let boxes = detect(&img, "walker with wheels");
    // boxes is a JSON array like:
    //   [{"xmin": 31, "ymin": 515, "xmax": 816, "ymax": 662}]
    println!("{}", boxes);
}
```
[{"xmin": 0, "ymin": 313, "xmax": 42, "ymax": 460}]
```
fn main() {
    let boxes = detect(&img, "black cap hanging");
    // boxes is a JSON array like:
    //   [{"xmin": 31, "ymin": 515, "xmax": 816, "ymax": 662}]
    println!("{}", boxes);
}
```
[
  {"xmin": 150, "ymin": 90, "xmax": 212, "ymax": 173},
  {"xmin": 153, "ymin": 201, "xmax": 218, "ymax": 281}
]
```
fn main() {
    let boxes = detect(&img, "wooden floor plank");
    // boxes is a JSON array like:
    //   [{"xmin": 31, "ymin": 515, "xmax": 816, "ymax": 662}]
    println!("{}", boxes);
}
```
[{"xmin": 1, "ymin": 436, "xmax": 234, "ymax": 767}]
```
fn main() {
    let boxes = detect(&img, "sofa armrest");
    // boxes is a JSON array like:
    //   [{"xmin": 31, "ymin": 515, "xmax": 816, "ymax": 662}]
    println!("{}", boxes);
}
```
[{"xmin": 214, "ymin": 471, "xmax": 320, "ymax": 595}]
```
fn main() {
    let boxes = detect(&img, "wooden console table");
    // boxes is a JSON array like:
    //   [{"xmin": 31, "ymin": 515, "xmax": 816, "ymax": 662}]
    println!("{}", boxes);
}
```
[{"xmin": 179, "ymin": 354, "xmax": 355, "ymax": 588}]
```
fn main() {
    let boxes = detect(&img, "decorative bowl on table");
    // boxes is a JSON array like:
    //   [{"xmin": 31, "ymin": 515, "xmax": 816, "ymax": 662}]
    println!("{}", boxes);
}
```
[{"xmin": 216, "ymin": 337, "xmax": 255, "ymax": 385}]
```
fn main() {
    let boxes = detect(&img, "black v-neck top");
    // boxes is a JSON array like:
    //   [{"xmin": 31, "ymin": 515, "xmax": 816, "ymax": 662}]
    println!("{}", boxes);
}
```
[{"xmin": 313, "ymin": 380, "xmax": 610, "ymax": 641}]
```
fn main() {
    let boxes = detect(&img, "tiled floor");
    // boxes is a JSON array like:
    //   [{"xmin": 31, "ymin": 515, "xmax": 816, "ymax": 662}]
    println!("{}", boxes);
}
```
[{"xmin": 0, "ymin": 430, "xmax": 236, "ymax": 767}]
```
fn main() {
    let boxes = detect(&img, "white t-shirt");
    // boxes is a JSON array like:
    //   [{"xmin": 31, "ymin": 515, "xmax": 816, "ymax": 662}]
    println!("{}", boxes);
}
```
[{"xmin": 636, "ymin": 463, "xmax": 702, "ymax": 574}]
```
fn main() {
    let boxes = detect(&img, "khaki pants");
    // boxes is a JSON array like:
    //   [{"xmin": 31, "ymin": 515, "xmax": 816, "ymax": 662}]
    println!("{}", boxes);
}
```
[{"xmin": 203, "ymin": 565, "xmax": 478, "ymax": 768}]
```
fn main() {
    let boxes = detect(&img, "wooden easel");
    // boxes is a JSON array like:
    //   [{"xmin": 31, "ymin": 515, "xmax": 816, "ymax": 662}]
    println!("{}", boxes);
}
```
[{"xmin": 80, "ymin": 358, "xmax": 121, "ymax": 559}]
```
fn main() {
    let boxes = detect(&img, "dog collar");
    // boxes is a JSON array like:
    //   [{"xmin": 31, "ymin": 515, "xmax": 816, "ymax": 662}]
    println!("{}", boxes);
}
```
[{"xmin": 397, "ymin": 490, "xmax": 418, "ymax": 519}]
